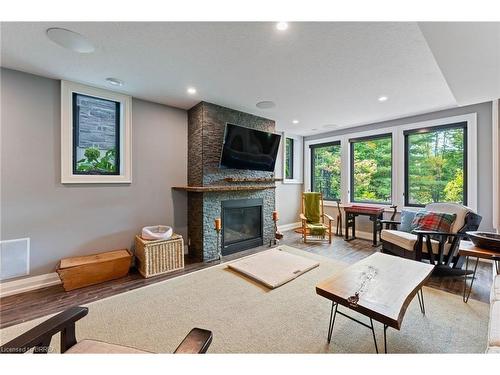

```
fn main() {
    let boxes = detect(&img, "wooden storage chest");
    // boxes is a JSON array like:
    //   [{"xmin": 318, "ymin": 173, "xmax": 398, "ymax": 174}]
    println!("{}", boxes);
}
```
[
  {"xmin": 135, "ymin": 234, "xmax": 184, "ymax": 278},
  {"xmin": 57, "ymin": 249, "xmax": 132, "ymax": 291}
]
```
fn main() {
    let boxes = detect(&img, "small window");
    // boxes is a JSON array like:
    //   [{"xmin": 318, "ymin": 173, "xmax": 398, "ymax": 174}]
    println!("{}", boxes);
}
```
[
  {"xmin": 285, "ymin": 138, "xmax": 294, "ymax": 179},
  {"xmin": 404, "ymin": 122, "xmax": 467, "ymax": 206},
  {"xmin": 73, "ymin": 93, "xmax": 120, "ymax": 175},
  {"xmin": 310, "ymin": 141, "xmax": 341, "ymax": 201},
  {"xmin": 350, "ymin": 134, "xmax": 392, "ymax": 204}
]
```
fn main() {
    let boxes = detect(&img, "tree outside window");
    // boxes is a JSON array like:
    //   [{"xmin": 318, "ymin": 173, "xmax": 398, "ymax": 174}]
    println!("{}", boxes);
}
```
[
  {"xmin": 311, "ymin": 141, "xmax": 341, "ymax": 201},
  {"xmin": 350, "ymin": 135, "xmax": 392, "ymax": 204},
  {"xmin": 405, "ymin": 123, "xmax": 466, "ymax": 206},
  {"xmin": 285, "ymin": 138, "xmax": 294, "ymax": 179}
]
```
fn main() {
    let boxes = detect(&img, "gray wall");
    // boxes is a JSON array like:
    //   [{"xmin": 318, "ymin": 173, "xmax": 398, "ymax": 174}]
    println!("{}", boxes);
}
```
[
  {"xmin": 306, "ymin": 101, "xmax": 495, "ymax": 232},
  {"xmin": 1, "ymin": 68, "xmax": 188, "ymax": 276}
]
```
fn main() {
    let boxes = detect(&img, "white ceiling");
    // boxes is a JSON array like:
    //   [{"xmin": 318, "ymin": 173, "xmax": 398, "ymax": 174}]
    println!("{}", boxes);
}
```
[{"xmin": 1, "ymin": 22, "xmax": 498, "ymax": 135}]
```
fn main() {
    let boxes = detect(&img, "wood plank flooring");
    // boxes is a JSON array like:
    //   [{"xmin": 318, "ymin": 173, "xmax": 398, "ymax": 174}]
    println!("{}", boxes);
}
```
[{"xmin": 0, "ymin": 231, "xmax": 493, "ymax": 330}]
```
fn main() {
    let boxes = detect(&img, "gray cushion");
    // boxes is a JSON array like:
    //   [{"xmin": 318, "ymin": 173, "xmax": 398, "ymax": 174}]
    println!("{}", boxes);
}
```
[{"xmin": 399, "ymin": 210, "xmax": 420, "ymax": 233}]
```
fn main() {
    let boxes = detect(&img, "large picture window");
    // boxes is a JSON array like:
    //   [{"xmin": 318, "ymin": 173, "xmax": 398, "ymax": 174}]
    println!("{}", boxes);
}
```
[
  {"xmin": 404, "ymin": 122, "xmax": 467, "ymax": 206},
  {"xmin": 350, "ymin": 134, "xmax": 392, "ymax": 204},
  {"xmin": 310, "ymin": 141, "xmax": 341, "ymax": 201}
]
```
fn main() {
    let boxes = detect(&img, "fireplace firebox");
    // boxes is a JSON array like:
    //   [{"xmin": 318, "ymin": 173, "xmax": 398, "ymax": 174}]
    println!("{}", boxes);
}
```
[{"xmin": 221, "ymin": 198, "xmax": 263, "ymax": 255}]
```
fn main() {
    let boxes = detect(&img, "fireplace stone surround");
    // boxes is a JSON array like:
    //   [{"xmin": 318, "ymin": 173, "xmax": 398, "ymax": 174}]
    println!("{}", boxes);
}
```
[{"xmin": 186, "ymin": 101, "xmax": 277, "ymax": 261}]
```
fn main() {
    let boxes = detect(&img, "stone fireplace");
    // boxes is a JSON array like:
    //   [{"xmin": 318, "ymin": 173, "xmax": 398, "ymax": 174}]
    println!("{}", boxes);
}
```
[{"xmin": 180, "ymin": 101, "xmax": 277, "ymax": 261}]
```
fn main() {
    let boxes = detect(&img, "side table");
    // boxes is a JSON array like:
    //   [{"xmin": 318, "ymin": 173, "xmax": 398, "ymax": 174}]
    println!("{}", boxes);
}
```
[{"xmin": 458, "ymin": 240, "xmax": 500, "ymax": 303}]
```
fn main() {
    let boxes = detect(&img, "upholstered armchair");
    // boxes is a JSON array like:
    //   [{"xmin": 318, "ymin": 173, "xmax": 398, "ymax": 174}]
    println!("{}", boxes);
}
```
[
  {"xmin": 380, "ymin": 203, "xmax": 482, "ymax": 275},
  {"xmin": 0, "ymin": 306, "xmax": 213, "ymax": 354}
]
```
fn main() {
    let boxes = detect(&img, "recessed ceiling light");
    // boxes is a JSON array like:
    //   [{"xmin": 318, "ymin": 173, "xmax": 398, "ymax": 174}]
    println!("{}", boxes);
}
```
[
  {"xmin": 256, "ymin": 101, "xmax": 276, "ymax": 109},
  {"xmin": 105, "ymin": 77, "xmax": 123, "ymax": 86},
  {"xmin": 187, "ymin": 87, "xmax": 197, "ymax": 95},
  {"xmin": 46, "ymin": 28, "xmax": 95, "ymax": 53},
  {"xmin": 378, "ymin": 95, "xmax": 388, "ymax": 102},
  {"xmin": 276, "ymin": 22, "xmax": 288, "ymax": 31},
  {"xmin": 292, "ymin": 120, "xmax": 299, "ymax": 124}
]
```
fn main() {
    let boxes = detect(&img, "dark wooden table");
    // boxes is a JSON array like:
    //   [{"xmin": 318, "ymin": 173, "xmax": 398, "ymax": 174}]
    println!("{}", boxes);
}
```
[
  {"xmin": 344, "ymin": 205, "xmax": 385, "ymax": 246},
  {"xmin": 459, "ymin": 240, "xmax": 500, "ymax": 303},
  {"xmin": 316, "ymin": 252, "xmax": 434, "ymax": 353}
]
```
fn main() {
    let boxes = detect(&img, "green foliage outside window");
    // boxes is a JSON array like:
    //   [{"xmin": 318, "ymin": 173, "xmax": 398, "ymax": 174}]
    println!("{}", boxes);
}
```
[
  {"xmin": 76, "ymin": 147, "xmax": 117, "ymax": 173},
  {"xmin": 311, "ymin": 143, "xmax": 341, "ymax": 200},
  {"xmin": 352, "ymin": 136, "xmax": 392, "ymax": 203},
  {"xmin": 285, "ymin": 138, "xmax": 294, "ymax": 179},
  {"xmin": 406, "ymin": 126, "xmax": 465, "ymax": 205}
]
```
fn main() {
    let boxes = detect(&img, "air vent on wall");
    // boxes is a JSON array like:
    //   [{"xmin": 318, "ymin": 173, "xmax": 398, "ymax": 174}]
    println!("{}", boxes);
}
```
[{"xmin": 0, "ymin": 238, "xmax": 30, "ymax": 280}]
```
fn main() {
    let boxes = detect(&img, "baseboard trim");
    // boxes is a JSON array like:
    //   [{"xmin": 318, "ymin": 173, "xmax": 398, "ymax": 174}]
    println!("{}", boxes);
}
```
[
  {"xmin": 0, "ymin": 272, "xmax": 61, "ymax": 298},
  {"xmin": 278, "ymin": 222, "xmax": 301, "ymax": 232}
]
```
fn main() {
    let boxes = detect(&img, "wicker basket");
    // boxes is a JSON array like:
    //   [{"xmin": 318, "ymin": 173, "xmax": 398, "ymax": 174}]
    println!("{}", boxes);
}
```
[{"xmin": 134, "ymin": 234, "xmax": 184, "ymax": 278}]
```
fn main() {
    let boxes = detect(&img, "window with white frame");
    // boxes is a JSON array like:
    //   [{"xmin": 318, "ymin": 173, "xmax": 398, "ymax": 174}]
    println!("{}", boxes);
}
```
[
  {"xmin": 61, "ymin": 81, "xmax": 132, "ymax": 184},
  {"xmin": 282, "ymin": 133, "xmax": 303, "ymax": 183},
  {"xmin": 310, "ymin": 141, "xmax": 341, "ymax": 201},
  {"xmin": 404, "ymin": 122, "xmax": 467, "ymax": 206},
  {"xmin": 350, "ymin": 134, "xmax": 392, "ymax": 204}
]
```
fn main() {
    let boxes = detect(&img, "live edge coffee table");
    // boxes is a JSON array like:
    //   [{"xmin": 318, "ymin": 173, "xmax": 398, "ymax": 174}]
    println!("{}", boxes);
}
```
[{"xmin": 316, "ymin": 253, "xmax": 434, "ymax": 353}]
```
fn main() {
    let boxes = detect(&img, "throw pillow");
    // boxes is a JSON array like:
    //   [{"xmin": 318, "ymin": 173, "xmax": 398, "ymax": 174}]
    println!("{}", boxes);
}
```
[
  {"xmin": 399, "ymin": 210, "xmax": 420, "ymax": 233},
  {"xmin": 411, "ymin": 211, "xmax": 457, "ymax": 233}
]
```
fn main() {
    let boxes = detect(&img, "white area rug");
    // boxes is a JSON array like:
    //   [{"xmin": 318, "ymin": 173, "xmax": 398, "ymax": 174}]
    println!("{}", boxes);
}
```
[
  {"xmin": 0, "ymin": 245, "xmax": 489, "ymax": 353},
  {"xmin": 227, "ymin": 248, "xmax": 319, "ymax": 288}
]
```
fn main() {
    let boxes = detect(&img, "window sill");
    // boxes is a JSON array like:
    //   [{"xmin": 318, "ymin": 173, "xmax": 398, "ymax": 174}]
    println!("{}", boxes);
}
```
[{"xmin": 282, "ymin": 179, "xmax": 303, "ymax": 185}]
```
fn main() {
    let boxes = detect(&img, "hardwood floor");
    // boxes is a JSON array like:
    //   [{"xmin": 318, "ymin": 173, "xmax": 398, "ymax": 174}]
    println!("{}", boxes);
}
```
[{"xmin": 0, "ymin": 230, "xmax": 493, "ymax": 330}]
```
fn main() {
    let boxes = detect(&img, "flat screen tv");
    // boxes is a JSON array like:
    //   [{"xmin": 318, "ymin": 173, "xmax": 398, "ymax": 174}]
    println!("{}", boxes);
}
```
[{"xmin": 220, "ymin": 124, "xmax": 281, "ymax": 172}]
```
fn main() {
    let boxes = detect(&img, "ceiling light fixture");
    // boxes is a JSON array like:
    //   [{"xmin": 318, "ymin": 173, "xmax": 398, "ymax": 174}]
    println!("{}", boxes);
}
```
[
  {"xmin": 292, "ymin": 120, "xmax": 299, "ymax": 124},
  {"xmin": 106, "ymin": 77, "xmax": 124, "ymax": 86},
  {"xmin": 276, "ymin": 22, "xmax": 288, "ymax": 31},
  {"xmin": 187, "ymin": 87, "xmax": 197, "ymax": 95},
  {"xmin": 256, "ymin": 101, "xmax": 276, "ymax": 109},
  {"xmin": 46, "ymin": 28, "xmax": 95, "ymax": 53},
  {"xmin": 378, "ymin": 95, "xmax": 388, "ymax": 102}
]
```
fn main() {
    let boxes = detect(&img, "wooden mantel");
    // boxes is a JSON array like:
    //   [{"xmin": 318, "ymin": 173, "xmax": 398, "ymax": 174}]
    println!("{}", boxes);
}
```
[{"xmin": 172, "ymin": 185, "xmax": 276, "ymax": 192}]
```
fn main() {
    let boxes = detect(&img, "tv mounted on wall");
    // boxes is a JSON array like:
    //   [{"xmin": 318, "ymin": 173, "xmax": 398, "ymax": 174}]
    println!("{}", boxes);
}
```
[{"xmin": 220, "ymin": 123, "xmax": 281, "ymax": 172}]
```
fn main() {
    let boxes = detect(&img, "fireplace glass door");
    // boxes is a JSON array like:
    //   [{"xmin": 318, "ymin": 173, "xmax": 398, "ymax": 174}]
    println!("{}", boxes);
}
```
[{"xmin": 221, "ymin": 198, "xmax": 263, "ymax": 255}]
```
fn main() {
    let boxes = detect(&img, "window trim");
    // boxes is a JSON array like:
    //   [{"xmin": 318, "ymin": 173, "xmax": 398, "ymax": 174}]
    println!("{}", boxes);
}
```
[
  {"xmin": 310, "ymin": 140, "xmax": 341, "ymax": 201},
  {"xmin": 403, "ymin": 122, "xmax": 468, "ymax": 207},
  {"xmin": 61, "ymin": 80, "xmax": 132, "ymax": 184},
  {"xmin": 349, "ymin": 133, "xmax": 393, "ymax": 205}
]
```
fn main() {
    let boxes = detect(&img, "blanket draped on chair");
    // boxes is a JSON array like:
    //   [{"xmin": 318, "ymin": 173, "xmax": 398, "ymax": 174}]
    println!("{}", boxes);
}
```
[{"xmin": 303, "ymin": 192, "xmax": 326, "ymax": 236}]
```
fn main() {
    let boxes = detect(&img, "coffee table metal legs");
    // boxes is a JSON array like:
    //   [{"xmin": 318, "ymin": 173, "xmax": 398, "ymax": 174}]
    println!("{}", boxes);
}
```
[
  {"xmin": 327, "ymin": 302, "xmax": 338, "ymax": 343},
  {"xmin": 326, "ymin": 289, "xmax": 426, "ymax": 354},
  {"xmin": 416, "ymin": 288, "xmax": 425, "ymax": 314},
  {"xmin": 462, "ymin": 255, "xmax": 479, "ymax": 303},
  {"xmin": 326, "ymin": 301, "xmax": 383, "ymax": 353}
]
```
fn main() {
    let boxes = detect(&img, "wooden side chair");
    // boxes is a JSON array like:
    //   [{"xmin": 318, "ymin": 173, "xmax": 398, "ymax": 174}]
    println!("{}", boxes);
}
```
[
  {"xmin": 0, "ymin": 306, "xmax": 213, "ymax": 354},
  {"xmin": 300, "ymin": 192, "xmax": 334, "ymax": 244}
]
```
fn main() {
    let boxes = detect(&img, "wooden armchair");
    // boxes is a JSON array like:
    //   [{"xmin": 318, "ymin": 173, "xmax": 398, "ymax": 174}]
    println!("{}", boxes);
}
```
[
  {"xmin": 380, "ymin": 203, "xmax": 482, "ymax": 276},
  {"xmin": 0, "ymin": 306, "xmax": 213, "ymax": 354},
  {"xmin": 300, "ymin": 192, "xmax": 334, "ymax": 244}
]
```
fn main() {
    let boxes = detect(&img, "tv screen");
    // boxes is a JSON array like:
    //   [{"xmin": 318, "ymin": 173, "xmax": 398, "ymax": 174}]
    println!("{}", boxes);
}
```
[{"xmin": 220, "ymin": 124, "xmax": 281, "ymax": 172}]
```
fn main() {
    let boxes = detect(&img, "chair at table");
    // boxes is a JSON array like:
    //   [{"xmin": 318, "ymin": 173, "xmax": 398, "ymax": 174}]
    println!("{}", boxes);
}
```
[
  {"xmin": 0, "ymin": 306, "xmax": 213, "ymax": 354},
  {"xmin": 300, "ymin": 192, "xmax": 334, "ymax": 244},
  {"xmin": 380, "ymin": 202, "xmax": 482, "ymax": 275}
]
